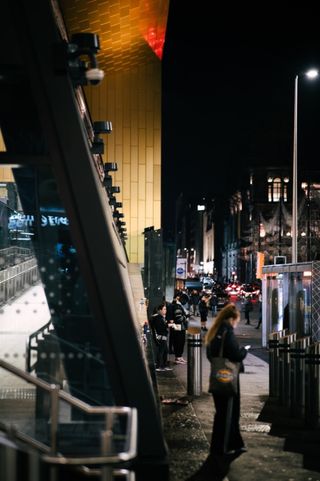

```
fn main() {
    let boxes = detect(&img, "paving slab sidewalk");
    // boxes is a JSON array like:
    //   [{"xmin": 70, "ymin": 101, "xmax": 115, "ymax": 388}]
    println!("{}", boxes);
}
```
[{"xmin": 156, "ymin": 306, "xmax": 320, "ymax": 481}]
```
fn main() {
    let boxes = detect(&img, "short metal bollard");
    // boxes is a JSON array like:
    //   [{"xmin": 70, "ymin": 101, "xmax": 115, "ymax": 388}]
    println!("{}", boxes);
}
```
[
  {"xmin": 268, "ymin": 329, "xmax": 287, "ymax": 398},
  {"xmin": 290, "ymin": 336, "xmax": 311, "ymax": 417},
  {"xmin": 187, "ymin": 327, "xmax": 202, "ymax": 396},
  {"xmin": 305, "ymin": 342, "xmax": 320, "ymax": 428},
  {"xmin": 279, "ymin": 333, "xmax": 296, "ymax": 407}
]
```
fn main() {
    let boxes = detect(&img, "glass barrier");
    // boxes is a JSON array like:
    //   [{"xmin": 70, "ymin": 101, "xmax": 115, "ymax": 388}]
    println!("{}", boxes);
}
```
[{"xmin": 0, "ymin": 165, "xmax": 114, "ymax": 418}]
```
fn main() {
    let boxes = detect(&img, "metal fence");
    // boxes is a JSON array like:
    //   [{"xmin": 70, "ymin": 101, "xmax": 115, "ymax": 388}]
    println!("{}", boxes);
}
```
[{"xmin": 0, "ymin": 257, "xmax": 39, "ymax": 305}]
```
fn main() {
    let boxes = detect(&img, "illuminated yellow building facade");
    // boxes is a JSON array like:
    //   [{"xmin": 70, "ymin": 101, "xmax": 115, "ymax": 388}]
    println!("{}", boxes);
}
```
[
  {"xmin": 61, "ymin": 0, "xmax": 169, "ymax": 263},
  {"xmin": 0, "ymin": 0, "xmax": 169, "ymax": 263}
]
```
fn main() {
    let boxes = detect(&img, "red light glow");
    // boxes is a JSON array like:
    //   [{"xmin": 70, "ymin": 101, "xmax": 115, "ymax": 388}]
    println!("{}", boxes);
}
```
[{"xmin": 143, "ymin": 26, "xmax": 166, "ymax": 59}]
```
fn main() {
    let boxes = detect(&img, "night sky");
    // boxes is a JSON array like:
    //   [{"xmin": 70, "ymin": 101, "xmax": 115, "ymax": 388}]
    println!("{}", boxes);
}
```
[{"xmin": 161, "ymin": 5, "xmax": 320, "ymax": 239}]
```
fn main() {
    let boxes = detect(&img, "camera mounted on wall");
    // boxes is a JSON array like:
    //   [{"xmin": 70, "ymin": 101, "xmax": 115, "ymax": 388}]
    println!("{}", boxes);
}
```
[
  {"xmin": 55, "ymin": 33, "xmax": 104, "ymax": 86},
  {"xmin": 91, "ymin": 121, "xmax": 112, "ymax": 155}
]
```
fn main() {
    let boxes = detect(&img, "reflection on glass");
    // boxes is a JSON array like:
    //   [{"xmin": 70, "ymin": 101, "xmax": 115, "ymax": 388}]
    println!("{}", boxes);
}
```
[{"xmin": 0, "ymin": 165, "xmax": 114, "ymax": 444}]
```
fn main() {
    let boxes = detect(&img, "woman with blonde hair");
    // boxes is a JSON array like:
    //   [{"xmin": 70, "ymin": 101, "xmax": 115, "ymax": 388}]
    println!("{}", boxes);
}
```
[{"xmin": 186, "ymin": 303, "xmax": 249, "ymax": 481}]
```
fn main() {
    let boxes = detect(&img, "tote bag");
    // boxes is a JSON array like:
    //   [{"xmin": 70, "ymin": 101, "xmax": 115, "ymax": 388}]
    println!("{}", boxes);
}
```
[{"xmin": 208, "ymin": 331, "xmax": 240, "ymax": 396}]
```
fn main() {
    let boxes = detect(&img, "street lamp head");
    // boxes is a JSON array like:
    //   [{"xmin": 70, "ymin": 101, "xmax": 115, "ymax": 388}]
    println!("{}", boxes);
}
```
[{"xmin": 306, "ymin": 68, "xmax": 318, "ymax": 79}]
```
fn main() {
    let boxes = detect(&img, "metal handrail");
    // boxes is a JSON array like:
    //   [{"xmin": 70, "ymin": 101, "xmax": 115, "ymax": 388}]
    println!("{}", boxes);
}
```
[
  {"xmin": 27, "ymin": 320, "xmax": 106, "ymax": 372},
  {"xmin": 26, "ymin": 319, "xmax": 54, "ymax": 372},
  {"xmin": 0, "ymin": 358, "xmax": 138, "ymax": 466},
  {"xmin": 0, "ymin": 262, "xmax": 38, "ymax": 285}
]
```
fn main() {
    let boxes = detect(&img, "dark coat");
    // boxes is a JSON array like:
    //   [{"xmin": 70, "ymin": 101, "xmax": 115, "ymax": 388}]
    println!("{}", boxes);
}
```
[
  {"xmin": 199, "ymin": 298, "xmax": 209, "ymax": 314},
  {"xmin": 244, "ymin": 299, "xmax": 252, "ymax": 313},
  {"xmin": 206, "ymin": 323, "xmax": 247, "ymax": 371},
  {"xmin": 150, "ymin": 313, "xmax": 168, "ymax": 336},
  {"xmin": 170, "ymin": 301, "xmax": 188, "ymax": 330}
]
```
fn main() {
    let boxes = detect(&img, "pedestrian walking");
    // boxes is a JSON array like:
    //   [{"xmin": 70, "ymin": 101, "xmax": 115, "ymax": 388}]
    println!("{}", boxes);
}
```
[
  {"xmin": 256, "ymin": 293, "xmax": 262, "ymax": 329},
  {"xmin": 198, "ymin": 293, "xmax": 211, "ymax": 331},
  {"xmin": 185, "ymin": 303, "xmax": 249, "ymax": 481},
  {"xmin": 189, "ymin": 289, "xmax": 200, "ymax": 316},
  {"xmin": 244, "ymin": 296, "xmax": 253, "ymax": 325}
]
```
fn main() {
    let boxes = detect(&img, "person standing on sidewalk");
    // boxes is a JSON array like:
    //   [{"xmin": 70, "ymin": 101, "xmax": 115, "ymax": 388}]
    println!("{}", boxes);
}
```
[
  {"xmin": 149, "ymin": 303, "xmax": 172, "ymax": 372},
  {"xmin": 244, "ymin": 295, "xmax": 253, "ymax": 325},
  {"xmin": 169, "ymin": 292, "xmax": 188, "ymax": 364},
  {"xmin": 199, "ymin": 293, "xmax": 211, "ymax": 331},
  {"xmin": 186, "ymin": 303, "xmax": 248, "ymax": 481},
  {"xmin": 256, "ymin": 293, "xmax": 262, "ymax": 329},
  {"xmin": 189, "ymin": 289, "xmax": 200, "ymax": 316}
]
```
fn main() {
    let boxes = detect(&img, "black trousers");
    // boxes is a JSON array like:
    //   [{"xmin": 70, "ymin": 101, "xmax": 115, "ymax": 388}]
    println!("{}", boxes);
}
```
[
  {"xmin": 171, "ymin": 329, "xmax": 186, "ymax": 358},
  {"xmin": 190, "ymin": 386, "xmax": 245, "ymax": 480},
  {"xmin": 200, "ymin": 312, "xmax": 208, "ymax": 324},
  {"xmin": 210, "ymin": 390, "xmax": 244, "ymax": 454},
  {"xmin": 156, "ymin": 339, "xmax": 168, "ymax": 368}
]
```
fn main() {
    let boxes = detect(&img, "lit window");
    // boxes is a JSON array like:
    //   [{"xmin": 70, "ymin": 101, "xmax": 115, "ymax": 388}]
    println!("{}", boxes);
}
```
[
  {"xmin": 259, "ymin": 223, "xmax": 266, "ymax": 238},
  {"xmin": 273, "ymin": 177, "xmax": 281, "ymax": 201},
  {"xmin": 268, "ymin": 177, "xmax": 288, "ymax": 202},
  {"xmin": 250, "ymin": 174, "xmax": 253, "ymax": 185}
]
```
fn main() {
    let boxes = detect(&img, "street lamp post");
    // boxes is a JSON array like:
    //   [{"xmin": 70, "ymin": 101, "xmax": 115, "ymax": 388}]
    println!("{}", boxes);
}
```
[{"xmin": 292, "ymin": 69, "xmax": 318, "ymax": 264}]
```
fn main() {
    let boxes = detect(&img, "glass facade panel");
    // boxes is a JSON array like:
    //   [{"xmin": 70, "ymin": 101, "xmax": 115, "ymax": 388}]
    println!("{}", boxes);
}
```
[
  {"xmin": 288, "ymin": 272, "xmax": 312, "ymax": 338},
  {"xmin": 0, "ymin": 165, "xmax": 113, "ymax": 423},
  {"xmin": 265, "ymin": 271, "xmax": 312, "ymax": 339}
]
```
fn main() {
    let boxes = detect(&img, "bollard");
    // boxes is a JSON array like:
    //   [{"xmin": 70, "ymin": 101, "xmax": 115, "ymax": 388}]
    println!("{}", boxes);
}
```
[
  {"xmin": 290, "ymin": 336, "xmax": 311, "ymax": 417},
  {"xmin": 268, "ymin": 329, "xmax": 288, "ymax": 398},
  {"xmin": 187, "ymin": 327, "xmax": 202, "ymax": 396},
  {"xmin": 278, "ymin": 333, "xmax": 296, "ymax": 407},
  {"xmin": 305, "ymin": 342, "xmax": 320, "ymax": 428}
]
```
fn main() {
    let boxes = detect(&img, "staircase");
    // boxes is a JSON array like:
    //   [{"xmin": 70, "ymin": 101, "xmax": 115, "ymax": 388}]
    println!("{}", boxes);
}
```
[{"xmin": 0, "ymin": 359, "xmax": 137, "ymax": 481}]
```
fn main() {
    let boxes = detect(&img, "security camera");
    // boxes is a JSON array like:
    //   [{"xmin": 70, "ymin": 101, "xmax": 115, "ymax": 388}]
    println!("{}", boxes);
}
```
[
  {"xmin": 85, "ymin": 68, "xmax": 104, "ymax": 84},
  {"xmin": 104, "ymin": 162, "xmax": 117, "ymax": 173}
]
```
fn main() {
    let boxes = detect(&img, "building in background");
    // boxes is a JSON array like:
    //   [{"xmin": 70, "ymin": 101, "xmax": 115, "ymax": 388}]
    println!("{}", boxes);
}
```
[
  {"xmin": 222, "ymin": 166, "xmax": 320, "ymax": 283},
  {"xmin": 59, "ymin": 0, "xmax": 169, "ymax": 264}
]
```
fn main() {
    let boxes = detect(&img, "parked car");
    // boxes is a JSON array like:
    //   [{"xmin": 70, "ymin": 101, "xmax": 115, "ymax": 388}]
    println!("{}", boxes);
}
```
[
  {"xmin": 201, "ymin": 276, "xmax": 214, "ymax": 289},
  {"xmin": 239, "ymin": 283, "xmax": 260, "ymax": 299},
  {"xmin": 225, "ymin": 283, "xmax": 241, "ymax": 296}
]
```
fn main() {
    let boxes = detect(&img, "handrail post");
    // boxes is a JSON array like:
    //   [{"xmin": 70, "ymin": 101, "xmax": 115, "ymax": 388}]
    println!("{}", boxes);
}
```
[
  {"xmin": 49, "ymin": 384, "xmax": 60, "ymax": 481},
  {"xmin": 101, "ymin": 412, "xmax": 114, "ymax": 481},
  {"xmin": 50, "ymin": 384, "xmax": 60, "ymax": 455}
]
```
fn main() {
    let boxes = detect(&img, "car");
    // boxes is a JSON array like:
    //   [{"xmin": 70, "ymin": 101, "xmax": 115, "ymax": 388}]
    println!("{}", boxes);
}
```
[
  {"xmin": 201, "ymin": 277, "xmax": 214, "ymax": 288},
  {"xmin": 225, "ymin": 283, "xmax": 241, "ymax": 296},
  {"xmin": 239, "ymin": 283, "xmax": 260, "ymax": 298}
]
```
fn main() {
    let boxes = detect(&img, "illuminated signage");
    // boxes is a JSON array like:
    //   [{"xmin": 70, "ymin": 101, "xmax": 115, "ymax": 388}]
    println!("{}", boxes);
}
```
[{"xmin": 8, "ymin": 213, "xmax": 69, "ymax": 230}]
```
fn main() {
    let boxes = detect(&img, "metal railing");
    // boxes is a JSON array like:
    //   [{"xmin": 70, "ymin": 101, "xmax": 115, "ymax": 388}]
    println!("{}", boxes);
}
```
[
  {"xmin": 26, "ymin": 320, "xmax": 55, "ymax": 372},
  {"xmin": 0, "ymin": 257, "xmax": 40, "ymax": 305},
  {"xmin": 0, "ymin": 246, "xmax": 33, "ymax": 269},
  {"xmin": 0, "ymin": 358, "xmax": 137, "ymax": 480},
  {"xmin": 26, "ymin": 322, "xmax": 109, "ymax": 407},
  {"xmin": 26, "ymin": 322, "xmax": 105, "ymax": 373}
]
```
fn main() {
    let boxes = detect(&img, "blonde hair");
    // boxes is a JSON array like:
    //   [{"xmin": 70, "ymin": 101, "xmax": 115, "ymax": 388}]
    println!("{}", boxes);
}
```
[{"xmin": 205, "ymin": 303, "xmax": 240, "ymax": 345}]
